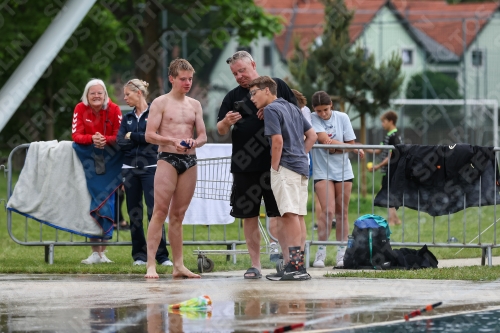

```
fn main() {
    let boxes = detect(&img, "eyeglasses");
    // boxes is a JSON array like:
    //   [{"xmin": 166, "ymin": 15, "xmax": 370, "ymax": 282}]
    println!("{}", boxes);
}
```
[
  {"xmin": 249, "ymin": 88, "xmax": 264, "ymax": 97},
  {"xmin": 226, "ymin": 51, "xmax": 254, "ymax": 64}
]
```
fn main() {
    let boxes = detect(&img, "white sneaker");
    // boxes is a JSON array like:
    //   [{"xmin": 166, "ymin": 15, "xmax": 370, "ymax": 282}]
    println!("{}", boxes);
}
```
[
  {"xmin": 160, "ymin": 259, "xmax": 173, "ymax": 266},
  {"xmin": 133, "ymin": 260, "xmax": 146, "ymax": 265},
  {"xmin": 336, "ymin": 247, "xmax": 346, "ymax": 268},
  {"xmin": 81, "ymin": 252, "xmax": 102, "ymax": 264},
  {"xmin": 100, "ymin": 253, "xmax": 113, "ymax": 263},
  {"xmin": 313, "ymin": 250, "xmax": 326, "ymax": 268}
]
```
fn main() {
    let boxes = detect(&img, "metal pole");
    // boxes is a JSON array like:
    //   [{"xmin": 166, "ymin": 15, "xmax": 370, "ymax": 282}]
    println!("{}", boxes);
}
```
[
  {"xmin": 475, "ymin": 18, "xmax": 479, "ymax": 101},
  {"xmin": 0, "ymin": 0, "xmax": 98, "ymax": 132},
  {"xmin": 182, "ymin": 32, "xmax": 187, "ymax": 60},
  {"xmin": 400, "ymin": 105, "xmax": 405, "ymax": 143},
  {"xmin": 494, "ymin": 101, "xmax": 498, "ymax": 148},
  {"xmin": 162, "ymin": 10, "xmax": 168, "ymax": 93},
  {"xmin": 462, "ymin": 19, "xmax": 468, "ymax": 143},
  {"xmin": 484, "ymin": 49, "xmax": 488, "ymax": 99}
]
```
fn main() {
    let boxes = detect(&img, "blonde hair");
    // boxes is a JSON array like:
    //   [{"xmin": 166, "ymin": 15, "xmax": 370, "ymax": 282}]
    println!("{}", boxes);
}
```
[
  {"xmin": 168, "ymin": 58, "xmax": 195, "ymax": 78},
  {"xmin": 81, "ymin": 79, "xmax": 109, "ymax": 109},
  {"xmin": 124, "ymin": 79, "xmax": 149, "ymax": 98}
]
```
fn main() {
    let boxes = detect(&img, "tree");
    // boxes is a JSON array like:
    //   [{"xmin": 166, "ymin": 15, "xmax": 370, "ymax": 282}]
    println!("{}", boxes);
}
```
[
  {"xmin": 289, "ymin": 0, "xmax": 404, "ymax": 197},
  {"xmin": 106, "ymin": 0, "xmax": 283, "ymax": 98},
  {"xmin": 0, "ymin": 1, "xmax": 282, "ymax": 148},
  {"xmin": 406, "ymin": 71, "xmax": 461, "ymax": 100},
  {"xmin": 0, "ymin": 1, "xmax": 128, "ymax": 147},
  {"xmin": 405, "ymin": 71, "xmax": 463, "ymax": 145}
]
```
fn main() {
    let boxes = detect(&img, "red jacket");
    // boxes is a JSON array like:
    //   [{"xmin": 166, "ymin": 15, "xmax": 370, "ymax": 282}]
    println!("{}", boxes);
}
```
[{"xmin": 71, "ymin": 101, "xmax": 122, "ymax": 145}]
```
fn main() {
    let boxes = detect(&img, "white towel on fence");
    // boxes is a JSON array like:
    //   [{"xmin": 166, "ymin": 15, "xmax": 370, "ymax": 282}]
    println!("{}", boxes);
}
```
[
  {"xmin": 7, "ymin": 141, "xmax": 104, "ymax": 237},
  {"xmin": 166, "ymin": 144, "xmax": 234, "ymax": 225}
]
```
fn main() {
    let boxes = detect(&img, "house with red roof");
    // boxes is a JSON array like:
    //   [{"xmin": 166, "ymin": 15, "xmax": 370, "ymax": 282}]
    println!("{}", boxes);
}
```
[{"xmin": 206, "ymin": 0, "xmax": 500, "ymax": 132}]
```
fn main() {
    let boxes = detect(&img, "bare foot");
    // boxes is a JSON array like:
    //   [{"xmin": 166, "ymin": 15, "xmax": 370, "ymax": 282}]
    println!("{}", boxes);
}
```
[
  {"xmin": 172, "ymin": 265, "xmax": 201, "ymax": 279},
  {"xmin": 145, "ymin": 266, "xmax": 159, "ymax": 279}
]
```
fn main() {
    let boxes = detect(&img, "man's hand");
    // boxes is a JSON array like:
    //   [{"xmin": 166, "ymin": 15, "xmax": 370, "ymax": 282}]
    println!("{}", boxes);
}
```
[
  {"xmin": 357, "ymin": 149, "xmax": 365, "ymax": 159},
  {"xmin": 175, "ymin": 138, "xmax": 197, "ymax": 153},
  {"xmin": 257, "ymin": 108, "xmax": 264, "ymax": 120},
  {"xmin": 224, "ymin": 111, "xmax": 242, "ymax": 126},
  {"xmin": 92, "ymin": 132, "xmax": 106, "ymax": 149}
]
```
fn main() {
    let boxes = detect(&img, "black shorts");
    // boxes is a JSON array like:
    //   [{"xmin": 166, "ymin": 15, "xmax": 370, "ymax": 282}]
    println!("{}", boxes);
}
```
[
  {"xmin": 230, "ymin": 171, "xmax": 281, "ymax": 218},
  {"xmin": 313, "ymin": 179, "xmax": 353, "ymax": 186}
]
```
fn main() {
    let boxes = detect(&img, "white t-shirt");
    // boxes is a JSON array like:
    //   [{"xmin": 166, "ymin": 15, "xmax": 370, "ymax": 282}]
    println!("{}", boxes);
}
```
[
  {"xmin": 301, "ymin": 106, "xmax": 312, "ymax": 126},
  {"xmin": 311, "ymin": 111, "xmax": 356, "ymax": 181}
]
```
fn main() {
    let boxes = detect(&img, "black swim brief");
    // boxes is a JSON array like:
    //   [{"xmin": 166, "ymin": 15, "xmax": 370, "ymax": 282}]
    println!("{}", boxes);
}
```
[{"xmin": 157, "ymin": 152, "xmax": 197, "ymax": 175}]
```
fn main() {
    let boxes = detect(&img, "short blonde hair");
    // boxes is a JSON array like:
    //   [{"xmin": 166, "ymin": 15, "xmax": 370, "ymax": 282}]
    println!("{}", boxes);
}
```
[
  {"xmin": 168, "ymin": 58, "xmax": 195, "ymax": 78},
  {"xmin": 124, "ymin": 79, "xmax": 149, "ymax": 98},
  {"xmin": 81, "ymin": 79, "xmax": 109, "ymax": 109}
]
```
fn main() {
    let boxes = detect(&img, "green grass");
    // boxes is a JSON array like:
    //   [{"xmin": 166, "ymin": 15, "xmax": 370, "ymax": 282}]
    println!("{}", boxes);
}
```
[
  {"xmin": 326, "ymin": 266, "xmax": 500, "ymax": 281},
  {"xmin": 2, "ymin": 158, "xmax": 500, "ymax": 277}
]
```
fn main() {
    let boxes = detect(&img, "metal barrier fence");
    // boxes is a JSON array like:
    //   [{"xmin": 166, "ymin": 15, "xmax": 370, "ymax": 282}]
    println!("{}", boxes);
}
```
[
  {"xmin": 5, "ymin": 143, "xmax": 500, "ymax": 267},
  {"xmin": 306, "ymin": 144, "xmax": 500, "ymax": 268},
  {"xmin": 5, "ymin": 143, "xmax": 250, "ymax": 266}
]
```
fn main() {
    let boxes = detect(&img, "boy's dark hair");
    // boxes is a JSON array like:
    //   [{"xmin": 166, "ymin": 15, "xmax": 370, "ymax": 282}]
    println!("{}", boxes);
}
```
[
  {"xmin": 380, "ymin": 110, "xmax": 398, "ymax": 125},
  {"xmin": 292, "ymin": 89, "xmax": 307, "ymax": 108},
  {"xmin": 248, "ymin": 76, "xmax": 277, "ymax": 96},
  {"xmin": 311, "ymin": 91, "xmax": 332, "ymax": 108}
]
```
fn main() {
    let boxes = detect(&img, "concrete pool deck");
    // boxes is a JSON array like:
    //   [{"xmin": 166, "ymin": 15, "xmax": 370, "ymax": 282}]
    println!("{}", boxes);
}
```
[{"xmin": 1, "ymin": 257, "xmax": 499, "ymax": 332}]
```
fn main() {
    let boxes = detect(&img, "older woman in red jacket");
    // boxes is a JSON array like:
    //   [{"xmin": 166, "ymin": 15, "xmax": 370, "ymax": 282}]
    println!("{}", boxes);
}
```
[{"xmin": 72, "ymin": 78, "xmax": 122, "ymax": 264}]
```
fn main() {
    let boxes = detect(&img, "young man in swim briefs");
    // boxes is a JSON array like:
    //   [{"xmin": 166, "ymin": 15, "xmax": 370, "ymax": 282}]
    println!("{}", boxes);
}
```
[{"xmin": 145, "ymin": 58, "xmax": 207, "ymax": 278}]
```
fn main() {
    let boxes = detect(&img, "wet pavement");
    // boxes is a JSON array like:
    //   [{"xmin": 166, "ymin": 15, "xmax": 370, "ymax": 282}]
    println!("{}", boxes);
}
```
[{"xmin": 1, "ymin": 271, "xmax": 500, "ymax": 332}]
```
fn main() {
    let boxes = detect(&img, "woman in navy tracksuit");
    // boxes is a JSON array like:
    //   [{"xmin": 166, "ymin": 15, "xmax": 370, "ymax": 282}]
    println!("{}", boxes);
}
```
[{"xmin": 117, "ymin": 79, "xmax": 172, "ymax": 266}]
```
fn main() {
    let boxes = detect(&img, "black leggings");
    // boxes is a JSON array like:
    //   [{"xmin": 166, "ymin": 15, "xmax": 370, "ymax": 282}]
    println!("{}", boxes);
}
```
[{"xmin": 122, "ymin": 167, "xmax": 170, "ymax": 263}]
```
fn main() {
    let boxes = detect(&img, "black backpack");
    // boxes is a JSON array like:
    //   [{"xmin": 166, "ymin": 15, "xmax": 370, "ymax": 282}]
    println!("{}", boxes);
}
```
[{"xmin": 343, "ymin": 224, "xmax": 396, "ymax": 269}]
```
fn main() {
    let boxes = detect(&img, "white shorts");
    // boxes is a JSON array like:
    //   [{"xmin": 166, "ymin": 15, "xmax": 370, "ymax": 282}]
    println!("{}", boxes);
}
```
[{"xmin": 270, "ymin": 166, "xmax": 308, "ymax": 216}]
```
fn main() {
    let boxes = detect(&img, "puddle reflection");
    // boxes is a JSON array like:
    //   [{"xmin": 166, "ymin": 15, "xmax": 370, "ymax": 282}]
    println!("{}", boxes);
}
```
[{"xmin": 2, "ymin": 299, "xmax": 500, "ymax": 332}]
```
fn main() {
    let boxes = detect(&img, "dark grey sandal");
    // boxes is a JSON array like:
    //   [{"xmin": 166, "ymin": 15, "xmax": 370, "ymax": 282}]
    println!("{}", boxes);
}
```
[{"xmin": 244, "ymin": 267, "xmax": 262, "ymax": 279}]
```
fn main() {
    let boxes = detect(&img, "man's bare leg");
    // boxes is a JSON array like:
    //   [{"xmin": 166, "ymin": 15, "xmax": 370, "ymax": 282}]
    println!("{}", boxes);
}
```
[
  {"xmin": 243, "ymin": 216, "xmax": 261, "ymax": 274},
  {"xmin": 169, "ymin": 165, "xmax": 200, "ymax": 278},
  {"xmin": 269, "ymin": 217, "xmax": 279, "ymax": 242},
  {"xmin": 145, "ymin": 162, "xmax": 177, "ymax": 278}
]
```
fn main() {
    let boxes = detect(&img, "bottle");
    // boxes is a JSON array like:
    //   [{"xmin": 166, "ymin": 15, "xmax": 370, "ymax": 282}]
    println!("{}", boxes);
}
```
[{"xmin": 347, "ymin": 235, "xmax": 354, "ymax": 249}]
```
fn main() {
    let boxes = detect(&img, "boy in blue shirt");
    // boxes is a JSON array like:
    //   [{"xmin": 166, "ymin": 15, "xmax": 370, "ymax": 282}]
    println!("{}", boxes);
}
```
[{"xmin": 249, "ymin": 76, "xmax": 317, "ymax": 281}]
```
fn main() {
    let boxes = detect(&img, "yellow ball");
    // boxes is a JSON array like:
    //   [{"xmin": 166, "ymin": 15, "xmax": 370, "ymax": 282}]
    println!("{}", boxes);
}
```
[{"xmin": 367, "ymin": 162, "xmax": 373, "ymax": 170}]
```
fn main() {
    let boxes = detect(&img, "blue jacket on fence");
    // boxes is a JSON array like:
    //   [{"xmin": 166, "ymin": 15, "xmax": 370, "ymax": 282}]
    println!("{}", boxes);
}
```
[
  {"xmin": 116, "ymin": 104, "xmax": 158, "ymax": 168},
  {"xmin": 72, "ymin": 143, "xmax": 123, "ymax": 239}
]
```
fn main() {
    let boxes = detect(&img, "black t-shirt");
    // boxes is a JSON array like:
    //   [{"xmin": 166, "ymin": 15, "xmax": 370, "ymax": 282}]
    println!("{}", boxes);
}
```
[
  {"xmin": 380, "ymin": 129, "xmax": 402, "ymax": 174},
  {"xmin": 217, "ymin": 78, "xmax": 298, "ymax": 173}
]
